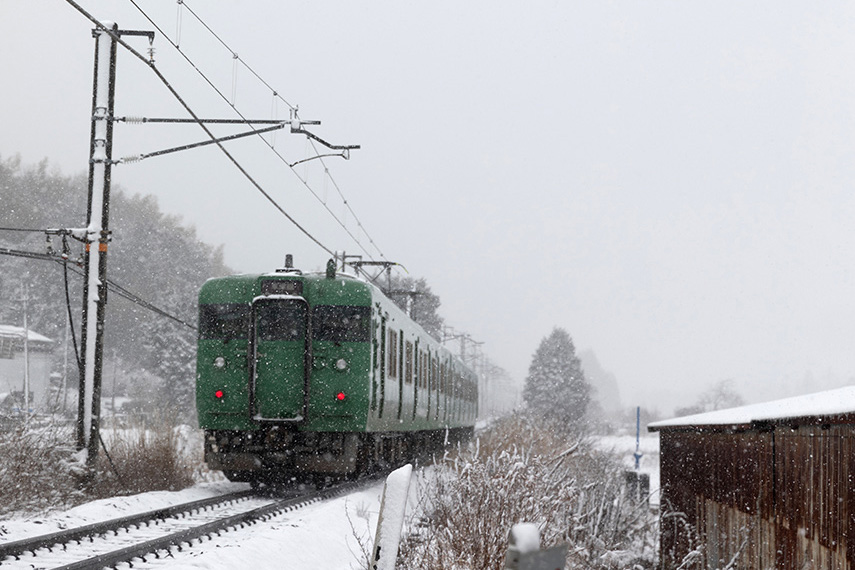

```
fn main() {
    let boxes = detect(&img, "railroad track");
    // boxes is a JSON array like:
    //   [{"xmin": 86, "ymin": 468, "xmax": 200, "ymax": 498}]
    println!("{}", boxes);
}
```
[{"xmin": 0, "ymin": 481, "xmax": 362, "ymax": 569}]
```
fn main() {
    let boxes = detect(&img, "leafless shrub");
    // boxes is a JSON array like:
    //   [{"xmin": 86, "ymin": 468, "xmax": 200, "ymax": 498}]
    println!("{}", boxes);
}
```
[
  {"xmin": 0, "ymin": 413, "xmax": 203, "ymax": 516},
  {"xmin": 0, "ymin": 421, "xmax": 82, "ymax": 516},
  {"xmin": 88, "ymin": 413, "xmax": 197, "ymax": 498},
  {"xmin": 398, "ymin": 413, "xmax": 657, "ymax": 569},
  {"xmin": 345, "ymin": 499, "xmax": 376, "ymax": 570}
]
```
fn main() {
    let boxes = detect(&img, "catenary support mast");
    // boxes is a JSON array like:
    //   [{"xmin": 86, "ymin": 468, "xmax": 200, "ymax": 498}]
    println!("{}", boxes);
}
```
[{"xmin": 77, "ymin": 22, "xmax": 118, "ymax": 468}]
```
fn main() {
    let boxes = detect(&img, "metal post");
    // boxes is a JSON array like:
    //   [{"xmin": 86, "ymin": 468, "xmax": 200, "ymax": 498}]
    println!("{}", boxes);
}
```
[
  {"xmin": 78, "ymin": 21, "xmax": 118, "ymax": 470},
  {"xmin": 62, "ymin": 311, "xmax": 69, "ymax": 412}
]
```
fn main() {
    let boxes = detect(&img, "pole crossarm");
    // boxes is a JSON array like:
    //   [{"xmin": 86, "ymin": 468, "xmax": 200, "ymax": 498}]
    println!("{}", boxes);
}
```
[
  {"xmin": 115, "ymin": 117, "xmax": 321, "ymax": 125},
  {"xmin": 341, "ymin": 257, "xmax": 404, "ymax": 291},
  {"xmin": 118, "ymin": 122, "xmax": 289, "ymax": 164}
]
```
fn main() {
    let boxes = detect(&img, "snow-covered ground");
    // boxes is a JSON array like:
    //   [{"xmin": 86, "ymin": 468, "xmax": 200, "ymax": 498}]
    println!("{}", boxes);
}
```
[
  {"xmin": 1, "ymin": 480, "xmax": 386, "ymax": 570},
  {"xmin": 1, "ymin": 433, "xmax": 661, "ymax": 568},
  {"xmin": 592, "ymin": 433, "xmax": 660, "ymax": 506}
]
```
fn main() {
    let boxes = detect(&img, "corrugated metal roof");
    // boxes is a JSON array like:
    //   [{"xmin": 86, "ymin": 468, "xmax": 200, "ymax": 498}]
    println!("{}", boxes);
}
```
[{"xmin": 649, "ymin": 386, "xmax": 855, "ymax": 431}]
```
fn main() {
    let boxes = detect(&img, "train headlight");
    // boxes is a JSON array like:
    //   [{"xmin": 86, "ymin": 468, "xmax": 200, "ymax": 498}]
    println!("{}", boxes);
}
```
[
  {"xmin": 213, "ymin": 356, "xmax": 226, "ymax": 369},
  {"xmin": 335, "ymin": 358, "xmax": 348, "ymax": 371}
]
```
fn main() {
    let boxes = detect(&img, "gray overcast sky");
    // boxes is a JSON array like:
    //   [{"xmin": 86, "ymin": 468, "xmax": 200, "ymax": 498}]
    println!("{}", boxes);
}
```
[{"xmin": 3, "ymin": 1, "xmax": 855, "ymax": 415}]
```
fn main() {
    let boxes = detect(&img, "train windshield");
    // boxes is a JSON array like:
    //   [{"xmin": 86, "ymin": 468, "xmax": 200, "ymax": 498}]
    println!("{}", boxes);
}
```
[
  {"xmin": 199, "ymin": 303, "xmax": 249, "ymax": 340},
  {"xmin": 312, "ymin": 305, "xmax": 370, "ymax": 342},
  {"xmin": 256, "ymin": 301, "xmax": 307, "ymax": 341}
]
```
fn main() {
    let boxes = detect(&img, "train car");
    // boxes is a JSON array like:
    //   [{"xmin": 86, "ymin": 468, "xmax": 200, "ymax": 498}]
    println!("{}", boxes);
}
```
[{"xmin": 196, "ymin": 257, "xmax": 477, "ymax": 483}]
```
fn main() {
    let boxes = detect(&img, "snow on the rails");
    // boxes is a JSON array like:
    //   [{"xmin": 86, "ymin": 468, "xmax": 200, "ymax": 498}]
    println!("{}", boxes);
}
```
[{"xmin": 0, "ymin": 480, "xmax": 387, "ymax": 569}]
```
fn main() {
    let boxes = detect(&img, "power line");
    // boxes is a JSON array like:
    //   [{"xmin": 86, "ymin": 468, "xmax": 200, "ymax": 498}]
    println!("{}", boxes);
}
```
[
  {"xmin": 126, "ymin": 0, "xmax": 387, "ymax": 262},
  {"xmin": 0, "ymin": 247, "xmax": 197, "ymax": 331},
  {"xmin": 63, "ymin": 0, "xmax": 336, "ymax": 258}
]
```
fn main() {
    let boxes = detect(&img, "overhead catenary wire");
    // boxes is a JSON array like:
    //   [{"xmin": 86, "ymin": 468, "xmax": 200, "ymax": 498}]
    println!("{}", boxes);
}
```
[
  {"xmin": 63, "ymin": 0, "xmax": 336, "ymax": 258},
  {"xmin": 125, "ymin": 0, "xmax": 387, "ymax": 262},
  {"xmin": 177, "ymin": 0, "xmax": 298, "ymax": 111},
  {"xmin": 127, "ymin": 0, "xmax": 378, "ymax": 259}
]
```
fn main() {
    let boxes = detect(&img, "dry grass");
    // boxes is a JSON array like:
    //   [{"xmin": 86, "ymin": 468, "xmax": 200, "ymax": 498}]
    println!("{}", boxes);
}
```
[
  {"xmin": 87, "ymin": 414, "xmax": 198, "ymax": 498},
  {"xmin": 397, "ymin": 413, "xmax": 657, "ymax": 569},
  {"xmin": 0, "ymin": 413, "xmax": 200, "ymax": 517},
  {"xmin": 0, "ymin": 422, "xmax": 82, "ymax": 516}
]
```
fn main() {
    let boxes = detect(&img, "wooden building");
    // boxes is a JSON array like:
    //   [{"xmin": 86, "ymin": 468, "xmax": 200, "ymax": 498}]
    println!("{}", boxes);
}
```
[{"xmin": 649, "ymin": 387, "xmax": 855, "ymax": 570}]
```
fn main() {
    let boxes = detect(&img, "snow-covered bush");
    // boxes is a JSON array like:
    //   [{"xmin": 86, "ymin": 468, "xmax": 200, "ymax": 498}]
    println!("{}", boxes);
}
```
[
  {"xmin": 0, "ymin": 421, "xmax": 82, "ymax": 516},
  {"xmin": 89, "ymin": 413, "xmax": 199, "ymax": 497},
  {"xmin": 397, "ymin": 413, "xmax": 656, "ymax": 569},
  {"xmin": 0, "ymin": 414, "xmax": 205, "ymax": 516}
]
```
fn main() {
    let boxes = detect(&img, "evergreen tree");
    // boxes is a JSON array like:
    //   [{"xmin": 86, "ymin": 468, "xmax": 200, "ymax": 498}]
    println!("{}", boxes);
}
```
[
  {"xmin": 0, "ymin": 156, "xmax": 229, "ymax": 420},
  {"xmin": 523, "ymin": 327, "xmax": 590, "ymax": 425},
  {"xmin": 387, "ymin": 275, "xmax": 444, "ymax": 341}
]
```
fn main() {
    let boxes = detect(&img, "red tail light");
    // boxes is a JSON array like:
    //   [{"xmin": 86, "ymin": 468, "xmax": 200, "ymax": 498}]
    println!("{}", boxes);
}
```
[
  {"xmin": 215, "ymin": 390, "xmax": 224, "ymax": 399},
  {"xmin": 336, "ymin": 392, "xmax": 346, "ymax": 401}
]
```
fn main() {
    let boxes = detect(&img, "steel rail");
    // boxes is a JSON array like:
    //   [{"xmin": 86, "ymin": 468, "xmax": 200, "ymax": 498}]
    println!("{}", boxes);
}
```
[
  {"xmin": 0, "ymin": 490, "xmax": 255, "ymax": 561},
  {"xmin": 52, "ymin": 481, "xmax": 360, "ymax": 570}
]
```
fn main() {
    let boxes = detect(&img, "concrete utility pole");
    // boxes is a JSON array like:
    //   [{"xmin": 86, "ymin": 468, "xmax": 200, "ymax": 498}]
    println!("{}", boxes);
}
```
[
  {"xmin": 21, "ymin": 286, "xmax": 30, "ymax": 420},
  {"xmin": 78, "ymin": 21, "xmax": 118, "ymax": 468}
]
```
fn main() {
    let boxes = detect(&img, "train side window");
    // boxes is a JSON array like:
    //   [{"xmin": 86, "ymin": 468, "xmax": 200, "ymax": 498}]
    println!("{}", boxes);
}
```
[
  {"xmin": 388, "ymin": 329, "xmax": 397, "ymax": 378},
  {"xmin": 380, "ymin": 320, "xmax": 386, "ymax": 369},
  {"xmin": 405, "ymin": 341, "xmax": 413, "ymax": 384},
  {"xmin": 398, "ymin": 330, "xmax": 404, "ymax": 381},
  {"xmin": 378, "ymin": 318, "xmax": 387, "ymax": 418}
]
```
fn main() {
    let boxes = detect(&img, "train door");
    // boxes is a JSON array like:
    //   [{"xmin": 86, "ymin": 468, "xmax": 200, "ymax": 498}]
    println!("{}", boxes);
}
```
[{"xmin": 250, "ymin": 296, "xmax": 309, "ymax": 422}]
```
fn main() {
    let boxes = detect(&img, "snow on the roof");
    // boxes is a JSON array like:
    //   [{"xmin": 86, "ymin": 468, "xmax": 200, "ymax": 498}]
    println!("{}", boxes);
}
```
[
  {"xmin": 0, "ymin": 325, "xmax": 53, "ymax": 343},
  {"xmin": 649, "ymin": 386, "xmax": 855, "ymax": 430}
]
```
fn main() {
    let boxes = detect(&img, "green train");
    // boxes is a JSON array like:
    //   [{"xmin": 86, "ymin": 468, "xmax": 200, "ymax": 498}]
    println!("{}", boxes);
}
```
[{"xmin": 196, "ymin": 257, "xmax": 477, "ymax": 483}]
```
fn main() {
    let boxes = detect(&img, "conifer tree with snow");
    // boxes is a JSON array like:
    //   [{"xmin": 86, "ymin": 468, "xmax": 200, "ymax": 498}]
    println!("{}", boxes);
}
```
[{"xmin": 523, "ymin": 327, "xmax": 591, "ymax": 426}]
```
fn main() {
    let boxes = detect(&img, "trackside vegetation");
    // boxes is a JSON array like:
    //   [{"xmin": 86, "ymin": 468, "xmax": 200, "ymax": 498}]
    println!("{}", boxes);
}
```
[
  {"xmin": 394, "ymin": 413, "xmax": 657, "ymax": 569},
  {"xmin": 0, "ymin": 415, "xmax": 201, "ymax": 517}
]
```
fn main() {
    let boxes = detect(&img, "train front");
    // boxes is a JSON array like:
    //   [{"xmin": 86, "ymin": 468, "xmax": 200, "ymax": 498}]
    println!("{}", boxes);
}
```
[{"xmin": 195, "ymin": 263, "xmax": 373, "ymax": 483}]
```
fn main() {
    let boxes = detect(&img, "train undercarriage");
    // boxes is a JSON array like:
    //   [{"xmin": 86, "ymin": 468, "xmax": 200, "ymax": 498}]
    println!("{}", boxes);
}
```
[{"xmin": 204, "ymin": 426, "xmax": 474, "ymax": 485}]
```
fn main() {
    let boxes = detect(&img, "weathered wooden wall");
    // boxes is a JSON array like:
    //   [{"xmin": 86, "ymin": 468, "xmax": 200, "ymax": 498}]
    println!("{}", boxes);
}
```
[{"xmin": 659, "ymin": 424, "xmax": 855, "ymax": 570}]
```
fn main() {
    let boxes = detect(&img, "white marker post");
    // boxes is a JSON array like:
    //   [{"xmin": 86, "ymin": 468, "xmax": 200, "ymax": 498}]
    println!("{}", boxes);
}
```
[
  {"xmin": 504, "ymin": 523, "xmax": 568, "ymax": 570},
  {"xmin": 370, "ymin": 464, "xmax": 413, "ymax": 570}
]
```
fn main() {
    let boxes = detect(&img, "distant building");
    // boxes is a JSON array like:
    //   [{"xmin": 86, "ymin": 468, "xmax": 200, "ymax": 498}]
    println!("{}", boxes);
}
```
[
  {"xmin": 0, "ymin": 325, "xmax": 55, "ymax": 413},
  {"xmin": 649, "ymin": 388, "xmax": 855, "ymax": 570}
]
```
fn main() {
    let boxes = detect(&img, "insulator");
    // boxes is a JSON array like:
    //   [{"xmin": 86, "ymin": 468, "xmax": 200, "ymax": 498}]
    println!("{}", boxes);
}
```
[
  {"xmin": 123, "ymin": 116, "xmax": 146, "ymax": 124},
  {"xmin": 121, "ymin": 155, "xmax": 144, "ymax": 164}
]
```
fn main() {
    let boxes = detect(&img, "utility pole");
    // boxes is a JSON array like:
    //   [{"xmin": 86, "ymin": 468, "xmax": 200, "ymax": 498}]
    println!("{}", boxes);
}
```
[
  {"xmin": 62, "ymin": 311, "xmax": 70, "ymax": 413},
  {"xmin": 77, "ymin": 21, "xmax": 118, "ymax": 469},
  {"xmin": 21, "ymin": 286, "xmax": 30, "ymax": 421}
]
